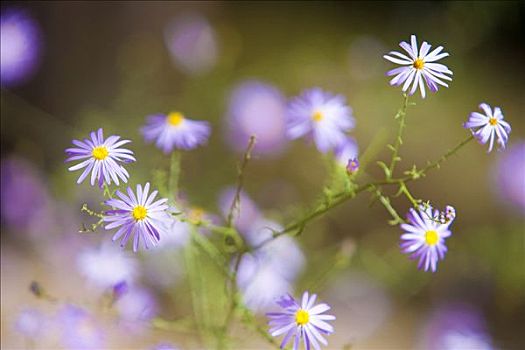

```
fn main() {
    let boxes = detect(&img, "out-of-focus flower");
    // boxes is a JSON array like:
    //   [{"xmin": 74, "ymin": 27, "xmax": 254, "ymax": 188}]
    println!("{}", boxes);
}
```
[
  {"xmin": 141, "ymin": 112, "xmax": 211, "ymax": 153},
  {"xmin": 104, "ymin": 183, "xmax": 170, "ymax": 252},
  {"xmin": 14, "ymin": 308, "xmax": 45, "ymax": 339},
  {"xmin": 151, "ymin": 343, "xmax": 180, "ymax": 350},
  {"xmin": 237, "ymin": 253, "xmax": 292, "ymax": 313},
  {"xmin": 334, "ymin": 137, "xmax": 358, "ymax": 167},
  {"xmin": 218, "ymin": 187, "xmax": 262, "ymax": 234},
  {"xmin": 77, "ymin": 243, "xmax": 138, "ymax": 289},
  {"xmin": 384, "ymin": 35, "xmax": 452, "ymax": 98},
  {"xmin": 287, "ymin": 88, "xmax": 355, "ymax": 153},
  {"xmin": 418, "ymin": 303, "xmax": 494, "ymax": 350},
  {"xmin": 65, "ymin": 128, "xmax": 135, "ymax": 188},
  {"xmin": 400, "ymin": 203, "xmax": 455, "ymax": 272},
  {"xmin": 225, "ymin": 81, "xmax": 288, "ymax": 156},
  {"xmin": 267, "ymin": 291, "xmax": 336, "ymax": 350},
  {"xmin": 0, "ymin": 156, "xmax": 50, "ymax": 231},
  {"xmin": 116, "ymin": 287, "xmax": 159, "ymax": 323},
  {"xmin": 464, "ymin": 103, "xmax": 511, "ymax": 152},
  {"xmin": 245, "ymin": 218, "xmax": 305, "ymax": 282},
  {"xmin": 164, "ymin": 13, "xmax": 218, "ymax": 75},
  {"xmin": 57, "ymin": 305, "xmax": 105, "ymax": 350},
  {"xmin": 494, "ymin": 141, "xmax": 525, "ymax": 213},
  {"xmin": 0, "ymin": 8, "xmax": 42, "ymax": 87}
]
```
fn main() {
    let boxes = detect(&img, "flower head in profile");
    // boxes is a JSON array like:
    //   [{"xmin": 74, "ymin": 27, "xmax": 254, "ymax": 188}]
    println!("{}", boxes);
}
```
[
  {"xmin": 384, "ymin": 35, "xmax": 453, "ymax": 98},
  {"xmin": 463, "ymin": 103, "xmax": 511, "ymax": 152},
  {"xmin": 400, "ymin": 203, "xmax": 456, "ymax": 272},
  {"xmin": 141, "ymin": 111, "xmax": 211, "ymax": 153},
  {"xmin": 287, "ymin": 88, "xmax": 355, "ymax": 153},
  {"xmin": 267, "ymin": 291, "xmax": 335, "ymax": 350},
  {"xmin": 65, "ymin": 128, "xmax": 135, "ymax": 188},
  {"xmin": 104, "ymin": 183, "xmax": 170, "ymax": 252},
  {"xmin": 334, "ymin": 137, "xmax": 358, "ymax": 167}
]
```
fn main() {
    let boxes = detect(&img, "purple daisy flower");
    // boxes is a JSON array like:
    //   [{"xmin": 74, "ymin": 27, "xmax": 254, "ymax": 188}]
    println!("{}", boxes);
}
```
[
  {"xmin": 141, "ymin": 111, "xmax": 211, "ymax": 153},
  {"xmin": 400, "ymin": 204, "xmax": 456, "ymax": 272},
  {"xmin": 57, "ymin": 305, "xmax": 105, "ymax": 350},
  {"xmin": 267, "ymin": 291, "xmax": 336, "ymax": 350},
  {"xmin": 384, "ymin": 35, "xmax": 453, "ymax": 98},
  {"xmin": 225, "ymin": 80, "xmax": 288, "ymax": 156},
  {"xmin": 0, "ymin": 8, "xmax": 43, "ymax": 87},
  {"xmin": 65, "ymin": 128, "xmax": 135, "ymax": 188},
  {"xmin": 464, "ymin": 103, "xmax": 511, "ymax": 152},
  {"xmin": 103, "ymin": 183, "xmax": 170, "ymax": 252},
  {"xmin": 287, "ymin": 88, "xmax": 355, "ymax": 153}
]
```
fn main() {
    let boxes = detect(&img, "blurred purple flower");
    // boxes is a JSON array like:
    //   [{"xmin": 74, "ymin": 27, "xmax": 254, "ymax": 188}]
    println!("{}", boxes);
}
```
[
  {"xmin": 346, "ymin": 158, "xmax": 359, "ymax": 174},
  {"xmin": 400, "ymin": 203, "xmax": 456, "ymax": 272},
  {"xmin": 116, "ymin": 286, "xmax": 159, "ymax": 322},
  {"xmin": 225, "ymin": 81, "xmax": 289, "ymax": 156},
  {"xmin": 266, "ymin": 291, "xmax": 336, "ymax": 350},
  {"xmin": 141, "ymin": 112, "xmax": 211, "ymax": 153},
  {"xmin": 384, "ymin": 34, "xmax": 453, "ymax": 98},
  {"xmin": 0, "ymin": 156, "xmax": 50, "ymax": 231},
  {"xmin": 104, "ymin": 183, "xmax": 171, "ymax": 252},
  {"xmin": 57, "ymin": 305, "xmax": 105, "ymax": 350},
  {"xmin": 334, "ymin": 137, "xmax": 358, "ymax": 167},
  {"xmin": 464, "ymin": 103, "xmax": 511, "ymax": 153},
  {"xmin": 14, "ymin": 308, "xmax": 45, "ymax": 339},
  {"xmin": 237, "ymin": 253, "xmax": 292, "ymax": 313},
  {"xmin": 77, "ymin": 243, "xmax": 138, "ymax": 289},
  {"xmin": 65, "ymin": 128, "xmax": 135, "ymax": 188},
  {"xmin": 218, "ymin": 186, "xmax": 262, "ymax": 234},
  {"xmin": 151, "ymin": 343, "xmax": 179, "ymax": 350},
  {"xmin": 287, "ymin": 88, "xmax": 355, "ymax": 153},
  {"xmin": 164, "ymin": 13, "xmax": 218, "ymax": 75},
  {"xmin": 419, "ymin": 303, "xmax": 494, "ymax": 350},
  {"xmin": 0, "ymin": 8, "xmax": 42, "ymax": 87},
  {"xmin": 494, "ymin": 141, "xmax": 525, "ymax": 213}
]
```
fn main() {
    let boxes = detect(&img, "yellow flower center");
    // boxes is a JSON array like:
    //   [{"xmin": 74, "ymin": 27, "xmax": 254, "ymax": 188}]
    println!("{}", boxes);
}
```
[
  {"xmin": 167, "ymin": 112, "xmax": 185, "ymax": 126},
  {"xmin": 132, "ymin": 205, "xmax": 148, "ymax": 221},
  {"xmin": 312, "ymin": 111, "xmax": 324, "ymax": 122},
  {"xmin": 413, "ymin": 58, "xmax": 425, "ymax": 70},
  {"xmin": 92, "ymin": 146, "xmax": 109, "ymax": 160},
  {"xmin": 489, "ymin": 117, "xmax": 498, "ymax": 126},
  {"xmin": 425, "ymin": 230, "xmax": 439, "ymax": 246},
  {"xmin": 295, "ymin": 309, "xmax": 309, "ymax": 326},
  {"xmin": 188, "ymin": 207, "xmax": 205, "ymax": 224}
]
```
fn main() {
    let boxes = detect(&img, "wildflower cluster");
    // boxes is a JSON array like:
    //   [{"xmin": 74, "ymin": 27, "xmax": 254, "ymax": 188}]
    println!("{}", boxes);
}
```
[{"xmin": 63, "ymin": 34, "xmax": 511, "ymax": 349}]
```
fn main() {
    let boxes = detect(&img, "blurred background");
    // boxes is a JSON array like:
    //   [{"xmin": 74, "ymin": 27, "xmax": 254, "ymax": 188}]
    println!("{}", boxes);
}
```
[{"xmin": 1, "ymin": 1, "xmax": 524, "ymax": 349}]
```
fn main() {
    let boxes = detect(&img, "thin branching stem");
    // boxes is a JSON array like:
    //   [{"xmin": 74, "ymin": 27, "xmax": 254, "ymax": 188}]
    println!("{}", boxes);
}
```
[{"xmin": 387, "ymin": 94, "xmax": 410, "ymax": 179}]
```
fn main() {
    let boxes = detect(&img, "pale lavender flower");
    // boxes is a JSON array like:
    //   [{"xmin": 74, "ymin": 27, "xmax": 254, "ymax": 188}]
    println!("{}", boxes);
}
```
[
  {"xmin": 14, "ymin": 308, "xmax": 45, "ymax": 339},
  {"xmin": 494, "ymin": 141, "xmax": 525, "ymax": 213},
  {"xmin": 164, "ymin": 13, "xmax": 218, "ymax": 75},
  {"xmin": 152, "ymin": 343, "xmax": 179, "ymax": 350},
  {"xmin": 0, "ymin": 8, "xmax": 42, "ymax": 87},
  {"xmin": 464, "ymin": 103, "xmax": 511, "ymax": 152},
  {"xmin": 384, "ymin": 35, "xmax": 453, "ymax": 98},
  {"xmin": 237, "ymin": 253, "xmax": 293, "ymax": 313},
  {"xmin": 334, "ymin": 137, "xmax": 358, "ymax": 167},
  {"xmin": 218, "ymin": 187, "xmax": 262, "ymax": 234},
  {"xmin": 141, "ymin": 112, "xmax": 211, "ymax": 153},
  {"xmin": 104, "ymin": 183, "xmax": 170, "ymax": 252},
  {"xmin": 65, "ymin": 128, "xmax": 135, "ymax": 188},
  {"xmin": 419, "ymin": 303, "xmax": 494, "ymax": 350},
  {"xmin": 57, "ymin": 305, "xmax": 104, "ymax": 350},
  {"xmin": 400, "ymin": 203, "xmax": 456, "ymax": 272},
  {"xmin": 267, "ymin": 291, "xmax": 336, "ymax": 350},
  {"xmin": 116, "ymin": 287, "xmax": 159, "ymax": 323},
  {"xmin": 77, "ymin": 243, "xmax": 138, "ymax": 289},
  {"xmin": 0, "ymin": 156, "xmax": 50, "ymax": 231},
  {"xmin": 287, "ymin": 88, "xmax": 355, "ymax": 153},
  {"xmin": 226, "ymin": 81, "xmax": 288, "ymax": 156}
]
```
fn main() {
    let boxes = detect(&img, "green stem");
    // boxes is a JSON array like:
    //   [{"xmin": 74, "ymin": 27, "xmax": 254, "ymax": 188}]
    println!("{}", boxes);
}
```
[
  {"xmin": 169, "ymin": 151, "xmax": 181, "ymax": 204},
  {"xmin": 374, "ymin": 187, "xmax": 405, "ymax": 225},
  {"xmin": 398, "ymin": 181, "xmax": 420, "ymax": 208},
  {"xmin": 387, "ymin": 94, "xmax": 410, "ymax": 179}
]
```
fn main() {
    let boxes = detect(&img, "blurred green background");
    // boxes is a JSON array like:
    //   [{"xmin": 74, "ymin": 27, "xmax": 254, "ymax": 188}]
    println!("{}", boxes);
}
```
[{"xmin": 1, "ymin": 1, "xmax": 524, "ymax": 349}]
